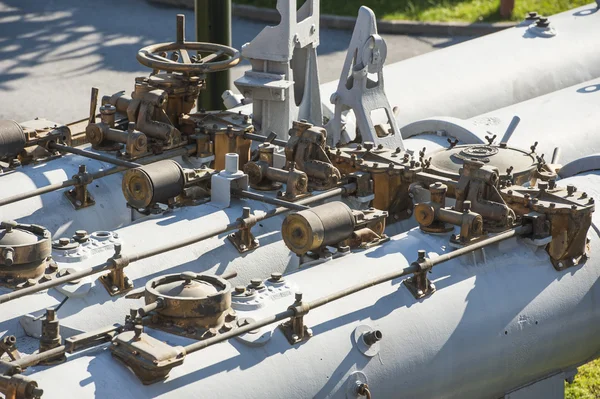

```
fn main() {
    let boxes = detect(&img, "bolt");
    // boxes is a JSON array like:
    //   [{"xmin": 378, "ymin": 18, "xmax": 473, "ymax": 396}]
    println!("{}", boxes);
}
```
[
  {"xmin": 571, "ymin": 204, "xmax": 577, "ymax": 210},
  {"xmin": 111, "ymin": 285, "xmax": 118, "ymax": 293},
  {"xmin": 250, "ymin": 278, "xmax": 262, "ymax": 287},
  {"xmin": 538, "ymin": 181, "xmax": 548, "ymax": 192},
  {"xmin": 363, "ymin": 330, "xmax": 383, "ymax": 346},
  {"xmin": 581, "ymin": 192, "xmax": 588, "ymax": 199},
  {"xmin": 417, "ymin": 250, "xmax": 426, "ymax": 261},
  {"xmin": 548, "ymin": 179, "xmax": 556, "ymax": 189},
  {"xmin": 46, "ymin": 308, "xmax": 56, "ymax": 321},
  {"xmin": 235, "ymin": 286, "xmax": 246, "ymax": 294},
  {"xmin": 270, "ymin": 272, "xmax": 282, "ymax": 282},
  {"xmin": 526, "ymin": 11, "xmax": 539, "ymax": 20},
  {"xmin": 549, "ymin": 203, "xmax": 556, "ymax": 208},
  {"xmin": 75, "ymin": 230, "xmax": 87, "ymax": 238},
  {"xmin": 363, "ymin": 142, "xmax": 374, "ymax": 151},
  {"xmin": 377, "ymin": 144, "xmax": 384, "ymax": 150},
  {"xmin": 134, "ymin": 324, "xmax": 143, "ymax": 339},
  {"xmin": 589, "ymin": 198, "xmax": 595, "ymax": 204},
  {"xmin": 58, "ymin": 238, "xmax": 70, "ymax": 246},
  {"xmin": 567, "ymin": 185, "xmax": 576, "ymax": 195},
  {"xmin": 295, "ymin": 292, "xmax": 303, "ymax": 303},
  {"xmin": 463, "ymin": 200, "xmax": 472, "ymax": 213},
  {"xmin": 536, "ymin": 17, "xmax": 550, "ymax": 28}
]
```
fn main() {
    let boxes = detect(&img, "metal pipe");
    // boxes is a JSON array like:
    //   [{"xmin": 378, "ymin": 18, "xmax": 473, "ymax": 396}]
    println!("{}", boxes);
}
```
[
  {"xmin": 243, "ymin": 132, "xmax": 288, "ymax": 147},
  {"xmin": 48, "ymin": 142, "xmax": 141, "ymax": 168},
  {"xmin": 234, "ymin": 190, "xmax": 310, "ymax": 211},
  {"xmin": 0, "ymin": 146, "xmax": 194, "ymax": 207},
  {"xmin": 0, "ymin": 184, "xmax": 355, "ymax": 304},
  {"xmin": 185, "ymin": 224, "xmax": 531, "ymax": 354},
  {"xmin": 10, "ymin": 345, "xmax": 66, "ymax": 370},
  {"xmin": 195, "ymin": 0, "xmax": 232, "ymax": 111}
]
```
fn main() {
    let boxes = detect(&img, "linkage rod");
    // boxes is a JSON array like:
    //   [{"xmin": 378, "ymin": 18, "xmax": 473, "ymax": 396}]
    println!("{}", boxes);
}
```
[
  {"xmin": 48, "ymin": 142, "xmax": 141, "ymax": 168},
  {"xmin": 0, "ymin": 183, "xmax": 355, "ymax": 304},
  {"xmin": 185, "ymin": 224, "xmax": 531, "ymax": 354},
  {"xmin": 0, "ymin": 146, "xmax": 194, "ymax": 207}
]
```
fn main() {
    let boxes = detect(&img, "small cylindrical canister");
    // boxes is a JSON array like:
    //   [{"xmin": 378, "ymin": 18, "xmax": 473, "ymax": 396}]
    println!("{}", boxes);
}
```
[
  {"xmin": 122, "ymin": 160, "xmax": 185, "ymax": 208},
  {"xmin": 282, "ymin": 201, "xmax": 356, "ymax": 255}
]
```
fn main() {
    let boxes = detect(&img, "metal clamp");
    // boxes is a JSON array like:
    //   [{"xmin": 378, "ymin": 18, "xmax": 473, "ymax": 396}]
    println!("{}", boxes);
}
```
[
  {"xmin": 404, "ymin": 250, "xmax": 436, "ymax": 299},
  {"xmin": 99, "ymin": 244, "xmax": 133, "ymax": 296},
  {"xmin": 279, "ymin": 292, "xmax": 313, "ymax": 345},
  {"xmin": 228, "ymin": 207, "xmax": 259, "ymax": 253},
  {"xmin": 65, "ymin": 165, "xmax": 95, "ymax": 210}
]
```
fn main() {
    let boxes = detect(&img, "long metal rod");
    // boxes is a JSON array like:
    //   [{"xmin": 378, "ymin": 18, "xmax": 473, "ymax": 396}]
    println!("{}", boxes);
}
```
[
  {"xmin": 184, "ymin": 224, "xmax": 530, "ymax": 354},
  {"xmin": 243, "ymin": 132, "xmax": 288, "ymax": 147},
  {"xmin": 234, "ymin": 190, "xmax": 310, "ymax": 211},
  {"xmin": 49, "ymin": 142, "xmax": 141, "ymax": 168},
  {"xmin": 0, "ymin": 146, "xmax": 194, "ymax": 208},
  {"xmin": 0, "ymin": 184, "xmax": 354, "ymax": 305}
]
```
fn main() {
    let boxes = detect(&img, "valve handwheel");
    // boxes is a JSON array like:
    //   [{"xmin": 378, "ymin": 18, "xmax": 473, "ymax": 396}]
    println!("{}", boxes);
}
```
[{"xmin": 136, "ymin": 14, "xmax": 240, "ymax": 75}]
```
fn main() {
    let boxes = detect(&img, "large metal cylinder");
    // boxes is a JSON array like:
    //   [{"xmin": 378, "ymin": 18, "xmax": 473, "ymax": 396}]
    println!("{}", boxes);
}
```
[
  {"xmin": 121, "ymin": 160, "xmax": 185, "ymax": 209},
  {"xmin": 282, "ymin": 202, "xmax": 355, "ymax": 255},
  {"xmin": 321, "ymin": 4, "xmax": 600, "ymax": 131},
  {"xmin": 23, "ymin": 170, "xmax": 600, "ymax": 399},
  {"xmin": 0, "ymin": 120, "xmax": 26, "ymax": 159}
]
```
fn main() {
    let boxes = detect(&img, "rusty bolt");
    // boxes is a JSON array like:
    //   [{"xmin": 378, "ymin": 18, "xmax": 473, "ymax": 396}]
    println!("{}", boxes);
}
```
[
  {"xmin": 75, "ymin": 230, "xmax": 87, "ymax": 238},
  {"xmin": 234, "ymin": 286, "xmax": 246, "ymax": 294},
  {"xmin": 363, "ymin": 142, "xmax": 374, "ymax": 151},
  {"xmin": 417, "ymin": 250, "xmax": 426, "ymax": 261},
  {"xmin": 295, "ymin": 292, "xmax": 303, "ymax": 303},
  {"xmin": 134, "ymin": 324, "xmax": 143, "ymax": 339},
  {"xmin": 58, "ymin": 238, "xmax": 70, "ymax": 246},
  {"xmin": 250, "ymin": 278, "xmax": 262, "ymax": 287},
  {"xmin": 538, "ymin": 182, "xmax": 548, "ymax": 191},
  {"xmin": 536, "ymin": 17, "xmax": 550, "ymax": 28},
  {"xmin": 549, "ymin": 203, "xmax": 556, "ymax": 208},
  {"xmin": 589, "ymin": 198, "xmax": 595, "ymax": 204},
  {"xmin": 571, "ymin": 205, "xmax": 578, "ymax": 210},
  {"xmin": 377, "ymin": 144, "xmax": 384, "ymax": 150},
  {"xmin": 567, "ymin": 185, "xmax": 577, "ymax": 196}
]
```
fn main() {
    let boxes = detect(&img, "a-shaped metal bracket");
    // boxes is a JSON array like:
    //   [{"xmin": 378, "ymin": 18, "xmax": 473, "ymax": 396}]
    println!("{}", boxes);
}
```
[{"xmin": 325, "ymin": 6, "xmax": 403, "ymax": 150}]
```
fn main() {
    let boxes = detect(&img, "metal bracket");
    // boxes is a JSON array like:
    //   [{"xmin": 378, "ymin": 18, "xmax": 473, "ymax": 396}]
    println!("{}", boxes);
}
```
[
  {"xmin": 0, "ymin": 336, "xmax": 20, "ymax": 362},
  {"xmin": 228, "ymin": 207, "xmax": 260, "ymax": 253},
  {"xmin": 325, "ymin": 6, "xmax": 402, "ymax": 150},
  {"xmin": 65, "ymin": 165, "xmax": 95, "ymax": 210},
  {"xmin": 99, "ymin": 244, "xmax": 133, "ymax": 296},
  {"xmin": 279, "ymin": 292, "xmax": 312, "ymax": 345},
  {"xmin": 404, "ymin": 250, "xmax": 436, "ymax": 299},
  {"xmin": 234, "ymin": 0, "xmax": 322, "ymax": 141}
]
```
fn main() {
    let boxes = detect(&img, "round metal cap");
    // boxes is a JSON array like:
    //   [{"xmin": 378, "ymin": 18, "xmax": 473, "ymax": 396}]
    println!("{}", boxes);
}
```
[{"xmin": 427, "ymin": 144, "xmax": 537, "ymax": 184}]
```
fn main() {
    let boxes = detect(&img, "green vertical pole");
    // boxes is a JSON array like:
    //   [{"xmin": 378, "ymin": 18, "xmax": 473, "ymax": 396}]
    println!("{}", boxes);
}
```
[{"xmin": 195, "ymin": 0, "xmax": 232, "ymax": 111}]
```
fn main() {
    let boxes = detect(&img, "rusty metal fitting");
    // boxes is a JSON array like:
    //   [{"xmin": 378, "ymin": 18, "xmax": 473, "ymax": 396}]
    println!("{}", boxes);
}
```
[
  {"xmin": 404, "ymin": 250, "xmax": 436, "ymax": 299},
  {"xmin": 362, "ymin": 330, "xmax": 383, "ymax": 346},
  {"xmin": 228, "ymin": 207, "xmax": 260, "ymax": 253}
]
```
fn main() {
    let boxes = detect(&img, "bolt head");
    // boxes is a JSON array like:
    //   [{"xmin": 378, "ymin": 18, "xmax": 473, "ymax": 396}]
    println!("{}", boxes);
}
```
[
  {"xmin": 270, "ymin": 272, "xmax": 282, "ymax": 281},
  {"xmin": 58, "ymin": 237, "xmax": 70, "ymax": 246},
  {"xmin": 250, "ymin": 278, "xmax": 262, "ymax": 287}
]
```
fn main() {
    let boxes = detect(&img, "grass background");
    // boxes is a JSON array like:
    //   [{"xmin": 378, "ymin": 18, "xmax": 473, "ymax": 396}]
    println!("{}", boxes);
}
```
[{"xmin": 235, "ymin": 0, "xmax": 591, "ymax": 22}]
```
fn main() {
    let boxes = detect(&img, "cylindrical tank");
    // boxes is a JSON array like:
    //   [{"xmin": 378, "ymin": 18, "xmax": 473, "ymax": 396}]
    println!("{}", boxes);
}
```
[
  {"xmin": 401, "ymin": 77, "xmax": 600, "ymax": 166},
  {"xmin": 20, "ymin": 168, "xmax": 600, "ymax": 398},
  {"xmin": 321, "ymin": 4, "xmax": 600, "ymax": 130},
  {"xmin": 0, "ymin": 145, "xmax": 201, "ymax": 238}
]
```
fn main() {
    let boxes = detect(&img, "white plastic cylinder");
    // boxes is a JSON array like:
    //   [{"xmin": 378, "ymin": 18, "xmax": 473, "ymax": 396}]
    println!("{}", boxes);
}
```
[{"xmin": 224, "ymin": 153, "xmax": 239, "ymax": 174}]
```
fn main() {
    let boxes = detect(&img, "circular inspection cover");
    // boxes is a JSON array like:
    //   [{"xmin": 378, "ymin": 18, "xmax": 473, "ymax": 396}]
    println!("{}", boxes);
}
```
[{"xmin": 427, "ymin": 144, "xmax": 538, "ymax": 184}]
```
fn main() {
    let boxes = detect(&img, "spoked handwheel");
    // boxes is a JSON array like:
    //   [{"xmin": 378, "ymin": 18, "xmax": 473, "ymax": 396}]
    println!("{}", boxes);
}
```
[{"xmin": 136, "ymin": 14, "xmax": 240, "ymax": 75}]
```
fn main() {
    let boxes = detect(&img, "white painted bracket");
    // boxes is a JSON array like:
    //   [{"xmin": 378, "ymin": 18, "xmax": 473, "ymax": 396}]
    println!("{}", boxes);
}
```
[
  {"xmin": 234, "ymin": 0, "xmax": 322, "ymax": 141},
  {"xmin": 325, "ymin": 6, "xmax": 403, "ymax": 150},
  {"xmin": 211, "ymin": 153, "xmax": 249, "ymax": 208}
]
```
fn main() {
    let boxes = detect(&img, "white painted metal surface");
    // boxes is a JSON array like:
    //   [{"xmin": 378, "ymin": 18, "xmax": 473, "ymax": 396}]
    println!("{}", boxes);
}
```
[
  {"xmin": 14, "ymin": 170, "xmax": 600, "ymax": 398},
  {"xmin": 0, "ymin": 148, "xmax": 205, "ymax": 238},
  {"xmin": 321, "ymin": 4, "xmax": 600, "ymax": 130},
  {"xmin": 402, "ymin": 77, "xmax": 600, "ymax": 165}
]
